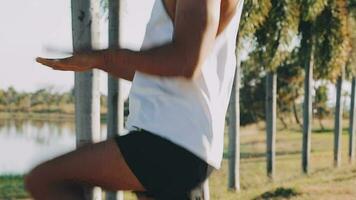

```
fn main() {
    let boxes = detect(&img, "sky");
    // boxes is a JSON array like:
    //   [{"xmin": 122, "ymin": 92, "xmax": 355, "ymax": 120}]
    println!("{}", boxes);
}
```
[
  {"xmin": 0, "ymin": 0, "xmax": 352, "ymax": 106},
  {"xmin": 0, "ymin": 0, "xmax": 115, "ymax": 95}
]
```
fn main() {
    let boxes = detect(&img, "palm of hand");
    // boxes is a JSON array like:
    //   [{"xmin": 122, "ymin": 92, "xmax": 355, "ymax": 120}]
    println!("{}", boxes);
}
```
[{"xmin": 36, "ymin": 53, "xmax": 99, "ymax": 72}]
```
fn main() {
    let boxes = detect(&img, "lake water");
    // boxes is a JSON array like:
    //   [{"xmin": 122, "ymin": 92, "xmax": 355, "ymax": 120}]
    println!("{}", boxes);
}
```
[{"xmin": 0, "ymin": 118, "xmax": 108, "ymax": 175}]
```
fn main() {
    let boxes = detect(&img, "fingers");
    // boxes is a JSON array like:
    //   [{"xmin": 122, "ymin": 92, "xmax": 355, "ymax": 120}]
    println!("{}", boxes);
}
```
[
  {"xmin": 36, "ymin": 57, "xmax": 53, "ymax": 66},
  {"xmin": 36, "ymin": 57, "xmax": 89, "ymax": 72},
  {"xmin": 36, "ymin": 57, "xmax": 66, "ymax": 70}
]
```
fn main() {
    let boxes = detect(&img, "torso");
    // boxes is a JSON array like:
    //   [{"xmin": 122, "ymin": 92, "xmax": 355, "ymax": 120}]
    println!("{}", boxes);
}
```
[
  {"xmin": 127, "ymin": 0, "xmax": 245, "ymax": 169},
  {"xmin": 161, "ymin": 0, "xmax": 240, "ymax": 36}
]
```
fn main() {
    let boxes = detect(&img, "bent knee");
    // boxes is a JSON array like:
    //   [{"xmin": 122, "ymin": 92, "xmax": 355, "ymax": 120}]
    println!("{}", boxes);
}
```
[
  {"xmin": 24, "ymin": 164, "xmax": 53, "ymax": 194},
  {"xmin": 24, "ymin": 167, "xmax": 44, "ymax": 195}
]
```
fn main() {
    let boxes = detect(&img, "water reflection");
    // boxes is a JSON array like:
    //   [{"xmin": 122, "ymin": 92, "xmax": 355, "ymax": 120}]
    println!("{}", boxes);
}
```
[{"xmin": 0, "ymin": 118, "xmax": 107, "ymax": 175}]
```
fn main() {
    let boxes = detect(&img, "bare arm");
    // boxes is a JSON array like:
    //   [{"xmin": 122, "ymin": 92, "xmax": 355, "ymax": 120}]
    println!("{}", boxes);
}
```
[
  {"xmin": 36, "ymin": 0, "xmax": 221, "ymax": 81},
  {"xmin": 99, "ymin": 0, "xmax": 221, "ymax": 80}
]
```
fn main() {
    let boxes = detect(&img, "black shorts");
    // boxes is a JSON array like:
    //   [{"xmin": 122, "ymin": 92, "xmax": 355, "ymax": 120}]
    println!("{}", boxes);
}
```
[{"xmin": 114, "ymin": 128, "xmax": 213, "ymax": 200}]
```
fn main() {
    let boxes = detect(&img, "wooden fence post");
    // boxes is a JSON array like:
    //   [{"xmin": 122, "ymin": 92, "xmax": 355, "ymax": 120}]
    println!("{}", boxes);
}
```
[
  {"xmin": 228, "ymin": 58, "xmax": 241, "ymax": 190},
  {"xmin": 300, "ymin": 22, "xmax": 315, "ymax": 175},
  {"xmin": 266, "ymin": 72, "xmax": 277, "ymax": 179},
  {"xmin": 334, "ymin": 73, "xmax": 344, "ymax": 167},
  {"xmin": 106, "ymin": 0, "xmax": 124, "ymax": 199},
  {"xmin": 349, "ymin": 77, "xmax": 356, "ymax": 163},
  {"xmin": 71, "ymin": 0, "xmax": 102, "ymax": 199},
  {"xmin": 302, "ymin": 52, "xmax": 313, "ymax": 174}
]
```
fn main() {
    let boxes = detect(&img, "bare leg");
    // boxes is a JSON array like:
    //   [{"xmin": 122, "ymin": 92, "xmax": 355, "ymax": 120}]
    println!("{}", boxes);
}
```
[{"xmin": 25, "ymin": 139, "xmax": 146, "ymax": 200}]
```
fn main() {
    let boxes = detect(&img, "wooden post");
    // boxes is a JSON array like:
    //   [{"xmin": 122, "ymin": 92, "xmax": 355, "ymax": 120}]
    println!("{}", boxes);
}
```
[
  {"xmin": 266, "ymin": 72, "xmax": 276, "ymax": 179},
  {"xmin": 302, "ymin": 57, "xmax": 313, "ymax": 174},
  {"xmin": 301, "ymin": 25, "xmax": 314, "ymax": 174},
  {"xmin": 349, "ymin": 77, "xmax": 356, "ymax": 163},
  {"xmin": 334, "ymin": 72, "xmax": 344, "ymax": 167},
  {"xmin": 72, "ymin": 0, "xmax": 102, "ymax": 199},
  {"xmin": 228, "ymin": 57, "xmax": 241, "ymax": 190},
  {"xmin": 106, "ymin": 0, "xmax": 124, "ymax": 199}
]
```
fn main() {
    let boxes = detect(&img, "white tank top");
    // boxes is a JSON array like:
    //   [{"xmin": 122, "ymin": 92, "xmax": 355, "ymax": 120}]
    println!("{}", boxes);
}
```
[{"xmin": 126, "ymin": 0, "xmax": 244, "ymax": 169}]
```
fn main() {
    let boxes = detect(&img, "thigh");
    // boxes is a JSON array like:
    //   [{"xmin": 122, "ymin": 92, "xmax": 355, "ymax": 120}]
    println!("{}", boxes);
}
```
[
  {"xmin": 116, "ymin": 130, "xmax": 210, "ymax": 199},
  {"xmin": 27, "ymin": 138, "xmax": 146, "ymax": 192}
]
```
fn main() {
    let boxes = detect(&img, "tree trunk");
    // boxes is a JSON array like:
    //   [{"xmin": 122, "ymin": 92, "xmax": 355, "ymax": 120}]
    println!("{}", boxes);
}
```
[
  {"xmin": 334, "ymin": 72, "xmax": 344, "ymax": 168},
  {"xmin": 228, "ymin": 54, "xmax": 241, "ymax": 191},
  {"xmin": 318, "ymin": 117, "xmax": 325, "ymax": 131},
  {"xmin": 72, "ymin": 0, "xmax": 102, "ymax": 199},
  {"xmin": 278, "ymin": 115, "xmax": 288, "ymax": 129},
  {"xmin": 266, "ymin": 72, "xmax": 277, "ymax": 179},
  {"xmin": 349, "ymin": 77, "xmax": 356, "ymax": 164},
  {"xmin": 292, "ymin": 99, "xmax": 302, "ymax": 128},
  {"xmin": 106, "ymin": 0, "xmax": 124, "ymax": 199},
  {"xmin": 301, "ymin": 21, "xmax": 314, "ymax": 174}
]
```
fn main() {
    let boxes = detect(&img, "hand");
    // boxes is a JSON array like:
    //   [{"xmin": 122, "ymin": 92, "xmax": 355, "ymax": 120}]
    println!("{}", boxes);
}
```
[{"xmin": 36, "ymin": 51, "xmax": 103, "ymax": 72}]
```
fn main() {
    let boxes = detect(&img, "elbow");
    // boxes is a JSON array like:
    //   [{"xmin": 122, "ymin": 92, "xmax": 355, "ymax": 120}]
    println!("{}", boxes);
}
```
[
  {"xmin": 179, "ymin": 52, "xmax": 203, "ymax": 80},
  {"xmin": 182, "ymin": 61, "xmax": 202, "ymax": 80},
  {"xmin": 174, "ymin": 43, "xmax": 204, "ymax": 80}
]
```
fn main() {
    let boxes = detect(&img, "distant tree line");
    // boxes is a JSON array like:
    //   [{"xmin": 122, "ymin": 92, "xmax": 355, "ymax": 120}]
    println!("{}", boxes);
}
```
[
  {"xmin": 0, "ymin": 86, "xmax": 107, "ymax": 114},
  {"xmin": 1, "ymin": 83, "xmax": 347, "ymax": 127}
]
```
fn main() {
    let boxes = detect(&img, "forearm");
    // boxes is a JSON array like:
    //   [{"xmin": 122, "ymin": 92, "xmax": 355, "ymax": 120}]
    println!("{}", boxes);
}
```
[
  {"xmin": 109, "ymin": 67, "xmax": 136, "ymax": 82},
  {"xmin": 95, "ymin": 0, "xmax": 221, "ymax": 80},
  {"xmin": 99, "ymin": 59, "xmax": 136, "ymax": 82},
  {"xmin": 98, "ymin": 42, "xmax": 197, "ymax": 79}
]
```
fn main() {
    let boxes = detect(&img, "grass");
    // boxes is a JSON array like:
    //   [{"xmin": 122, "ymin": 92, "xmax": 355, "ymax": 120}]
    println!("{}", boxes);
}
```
[
  {"xmin": 1, "ymin": 118, "xmax": 356, "ymax": 199},
  {"xmin": 0, "ymin": 175, "xmax": 27, "ymax": 199}
]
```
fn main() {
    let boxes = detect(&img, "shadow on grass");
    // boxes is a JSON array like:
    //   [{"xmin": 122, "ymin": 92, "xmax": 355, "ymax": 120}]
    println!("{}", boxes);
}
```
[
  {"xmin": 253, "ymin": 187, "xmax": 301, "ymax": 200},
  {"xmin": 332, "ymin": 174, "xmax": 356, "ymax": 182},
  {"xmin": 286, "ymin": 127, "xmax": 349, "ymax": 134},
  {"xmin": 223, "ymin": 150, "xmax": 301, "ymax": 159},
  {"xmin": 312, "ymin": 127, "xmax": 349, "ymax": 134}
]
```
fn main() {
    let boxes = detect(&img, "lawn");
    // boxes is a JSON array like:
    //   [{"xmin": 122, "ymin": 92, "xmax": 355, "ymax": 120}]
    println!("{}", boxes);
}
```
[{"xmin": 1, "ymin": 118, "xmax": 356, "ymax": 200}]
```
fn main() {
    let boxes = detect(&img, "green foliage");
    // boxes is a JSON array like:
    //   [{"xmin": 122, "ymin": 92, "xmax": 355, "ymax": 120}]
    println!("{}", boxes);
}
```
[
  {"xmin": 240, "ymin": 0, "xmax": 355, "ymax": 81},
  {"xmin": 314, "ymin": 84, "xmax": 330, "ymax": 120},
  {"xmin": 0, "ymin": 89, "xmax": 5, "ymax": 105},
  {"xmin": 277, "ymin": 49, "xmax": 304, "ymax": 115},
  {"xmin": 301, "ymin": 0, "xmax": 329, "ymax": 21},
  {"xmin": 253, "ymin": 0, "xmax": 301, "ymax": 71},
  {"xmin": 240, "ymin": 58, "xmax": 266, "ymax": 125},
  {"xmin": 0, "ymin": 87, "xmax": 75, "ymax": 113},
  {"xmin": 313, "ymin": 0, "xmax": 351, "ymax": 81},
  {"xmin": 240, "ymin": 49, "xmax": 304, "ymax": 125},
  {"xmin": 298, "ymin": 0, "xmax": 351, "ymax": 82},
  {"xmin": 346, "ymin": 9, "xmax": 356, "ymax": 78},
  {"xmin": 238, "ymin": 0, "xmax": 272, "ymax": 50},
  {"xmin": 348, "ymin": 0, "xmax": 356, "ymax": 8}
]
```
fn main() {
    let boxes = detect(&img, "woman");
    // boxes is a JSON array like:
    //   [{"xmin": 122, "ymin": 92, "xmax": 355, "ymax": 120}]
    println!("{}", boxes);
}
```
[{"xmin": 26, "ymin": 0, "xmax": 244, "ymax": 199}]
